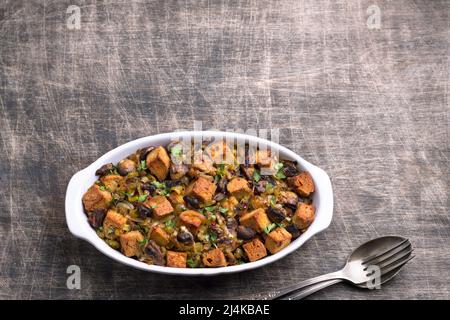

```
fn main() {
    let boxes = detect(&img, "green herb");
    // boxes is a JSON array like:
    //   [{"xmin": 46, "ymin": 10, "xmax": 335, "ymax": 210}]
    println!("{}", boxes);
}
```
[
  {"xmin": 98, "ymin": 226, "xmax": 103, "ymax": 232},
  {"xmin": 269, "ymin": 196, "xmax": 276, "ymax": 207},
  {"xmin": 187, "ymin": 258, "xmax": 197, "ymax": 268},
  {"xmin": 275, "ymin": 171, "xmax": 286, "ymax": 179},
  {"xmin": 253, "ymin": 170, "xmax": 261, "ymax": 182},
  {"xmin": 138, "ymin": 160, "xmax": 147, "ymax": 171},
  {"xmin": 217, "ymin": 163, "xmax": 226, "ymax": 176},
  {"xmin": 99, "ymin": 185, "xmax": 107, "ymax": 191},
  {"xmin": 151, "ymin": 181, "xmax": 166, "ymax": 189},
  {"xmin": 219, "ymin": 207, "xmax": 228, "ymax": 214},
  {"xmin": 165, "ymin": 219, "xmax": 176, "ymax": 228},
  {"xmin": 264, "ymin": 223, "xmax": 277, "ymax": 234},
  {"xmin": 209, "ymin": 231, "xmax": 218, "ymax": 243},
  {"xmin": 107, "ymin": 227, "xmax": 114, "ymax": 235},
  {"xmin": 265, "ymin": 182, "xmax": 274, "ymax": 191},
  {"xmin": 274, "ymin": 162, "xmax": 286, "ymax": 179},
  {"xmin": 170, "ymin": 144, "xmax": 182, "ymax": 158},
  {"xmin": 138, "ymin": 238, "xmax": 148, "ymax": 247},
  {"xmin": 138, "ymin": 194, "xmax": 148, "ymax": 202},
  {"xmin": 209, "ymin": 214, "xmax": 217, "ymax": 221},
  {"xmin": 150, "ymin": 205, "xmax": 157, "ymax": 209},
  {"xmin": 274, "ymin": 162, "xmax": 284, "ymax": 171},
  {"xmin": 204, "ymin": 206, "xmax": 216, "ymax": 212}
]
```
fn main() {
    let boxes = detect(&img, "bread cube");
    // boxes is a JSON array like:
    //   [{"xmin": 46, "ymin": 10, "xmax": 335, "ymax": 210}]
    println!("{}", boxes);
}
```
[
  {"xmin": 119, "ymin": 231, "xmax": 144, "ymax": 257},
  {"xmin": 239, "ymin": 208, "xmax": 270, "ymax": 233},
  {"xmin": 103, "ymin": 209, "xmax": 127, "ymax": 232},
  {"xmin": 185, "ymin": 176, "xmax": 217, "ymax": 203},
  {"xmin": 287, "ymin": 171, "xmax": 315, "ymax": 197},
  {"xmin": 82, "ymin": 184, "xmax": 112, "ymax": 212},
  {"xmin": 202, "ymin": 248, "xmax": 227, "ymax": 267},
  {"xmin": 146, "ymin": 196, "xmax": 174, "ymax": 218},
  {"xmin": 100, "ymin": 174, "xmax": 126, "ymax": 192},
  {"xmin": 227, "ymin": 177, "xmax": 252, "ymax": 199},
  {"xmin": 179, "ymin": 210, "xmax": 206, "ymax": 228},
  {"xmin": 146, "ymin": 146, "xmax": 170, "ymax": 181},
  {"xmin": 242, "ymin": 238, "xmax": 267, "ymax": 262},
  {"xmin": 166, "ymin": 251, "xmax": 187, "ymax": 268},
  {"xmin": 150, "ymin": 225, "xmax": 170, "ymax": 246},
  {"xmin": 293, "ymin": 203, "xmax": 315, "ymax": 230},
  {"xmin": 265, "ymin": 227, "xmax": 292, "ymax": 254}
]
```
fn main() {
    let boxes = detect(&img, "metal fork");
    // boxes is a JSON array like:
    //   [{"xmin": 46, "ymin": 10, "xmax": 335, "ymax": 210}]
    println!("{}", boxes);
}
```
[{"xmin": 269, "ymin": 236, "xmax": 414, "ymax": 300}]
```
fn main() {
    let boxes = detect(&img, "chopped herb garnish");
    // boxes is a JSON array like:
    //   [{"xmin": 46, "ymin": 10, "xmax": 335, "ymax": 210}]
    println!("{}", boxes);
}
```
[
  {"xmin": 204, "ymin": 206, "xmax": 216, "ymax": 212},
  {"xmin": 99, "ymin": 185, "xmax": 107, "ymax": 191},
  {"xmin": 187, "ymin": 258, "xmax": 196, "ymax": 268},
  {"xmin": 107, "ymin": 227, "xmax": 114, "ymax": 235},
  {"xmin": 253, "ymin": 170, "xmax": 261, "ymax": 182},
  {"xmin": 138, "ymin": 238, "xmax": 148, "ymax": 247},
  {"xmin": 138, "ymin": 160, "xmax": 147, "ymax": 171},
  {"xmin": 274, "ymin": 162, "xmax": 286, "ymax": 179},
  {"xmin": 138, "ymin": 194, "xmax": 148, "ymax": 202},
  {"xmin": 265, "ymin": 182, "xmax": 274, "ymax": 191},
  {"xmin": 269, "ymin": 196, "xmax": 276, "ymax": 207},
  {"xmin": 150, "ymin": 205, "xmax": 157, "ymax": 209},
  {"xmin": 209, "ymin": 214, "xmax": 217, "ymax": 221},
  {"xmin": 219, "ymin": 207, "xmax": 228, "ymax": 214},
  {"xmin": 151, "ymin": 181, "xmax": 166, "ymax": 189},
  {"xmin": 165, "ymin": 219, "xmax": 176, "ymax": 228},
  {"xmin": 264, "ymin": 223, "xmax": 277, "ymax": 234},
  {"xmin": 170, "ymin": 144, "xmax": 182, "ymax": 158},
  {"xmin": 209, "ymin": 231, "xmax": 218, "ymax": 243}
]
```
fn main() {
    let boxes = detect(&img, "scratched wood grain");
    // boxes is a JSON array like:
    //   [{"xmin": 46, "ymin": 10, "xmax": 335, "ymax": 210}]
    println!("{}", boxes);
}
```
[{"xmin": 0, "ymin": 0, "xmax": 448, "ymax": 300}]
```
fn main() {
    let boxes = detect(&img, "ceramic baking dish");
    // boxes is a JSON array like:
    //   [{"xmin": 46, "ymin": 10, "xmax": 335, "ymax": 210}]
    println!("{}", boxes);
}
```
[{"xmin": 65, "ymin": 131, "xmax": 333, "ymax": 275}]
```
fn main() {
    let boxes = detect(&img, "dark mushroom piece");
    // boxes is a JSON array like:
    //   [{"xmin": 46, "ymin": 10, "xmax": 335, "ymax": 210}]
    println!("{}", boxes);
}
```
[
  {"xmin": 267, "ymin": 207, "xmax": 286, "ymax": 223},
  {"xmin": 240, "ymin": 164, "xmax": 255, "ymax": 180},
  {"xmin": 213, "ymin": 192, "xmax": 225, "ymax": 202},
  {"xmin": 237, "ymin": 226, "xmax": 256, "ymax": 240},
  {"xmin": 170, "ymin": 163, "xmax": 189, "ymax": 180},
  {"xmin": 142, "ymin": 182, "xmax": 157, "ymax": 194},
  {"xmin": 88, "ymin": 209, "xmax": 106, "ymax": 228},
  {"xmin": 217, "ymin": 177, "xmax": 228, "ymax": 193},
  {"xmin": 144, "ymin": 240, "xmax": 165, "ymax": 266},
  {"xmin": 117, "ymin": 159, "xmax": 136, "ymax": 176},
  {"xmin": 177, "ymin": 229, "xmax": 194, "ymax": 245},
  {"xmin": 95, "ymin": 163, "xmax": 114, "ymax": 176},
  {"xmin": 183, "ymin": 195, "xmax": 200, "ymax": 209},
  {"xmin": 226, "ymin": 217, "xmax": 238, "ymax": 237},
  {"xmin": 137, "ymin": 203, "xmax": 152, "ymax": 219},
  {"xmin": 282, "ymin": 160, "xmax": 299, "ymax": 177},
  {"xmin": 138, "ymin": 146, "xmax": 155, "ymax": 161},
  {"xmin": 285, "ymin": 224, "xmax": 301, "ymax": 239}
]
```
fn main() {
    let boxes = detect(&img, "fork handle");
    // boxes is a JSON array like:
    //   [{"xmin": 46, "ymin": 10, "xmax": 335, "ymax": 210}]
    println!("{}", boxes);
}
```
[
  {"xmin": 270, "ymin": 271, "xmax": 345, "ymax": 299},
  {"xmin": 279, "ymin": 279, "xmax": 343, "ymax": 300}
]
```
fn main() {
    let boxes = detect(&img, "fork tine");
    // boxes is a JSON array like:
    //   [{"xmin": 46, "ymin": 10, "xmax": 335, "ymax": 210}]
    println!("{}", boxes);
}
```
[
  {"xmin": 361, "ymin": 238, "xmax": 409, "ymax": 265},
  {"xmin": 375, "ymin": 248, "xmax": 413, "ymax": 270},
  {"xmin": 380, "ymin": 254, "xmax": 415, "ymax": 276},
  {"xmin": 363, "ymin": 239, "xmax": 411, "ymax": 267}
]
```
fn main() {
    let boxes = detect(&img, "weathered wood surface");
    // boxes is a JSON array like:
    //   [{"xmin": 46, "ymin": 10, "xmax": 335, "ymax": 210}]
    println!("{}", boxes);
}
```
[{"xmin": 0, "ymin": 0, "xmax": 448, "ymax": 300}]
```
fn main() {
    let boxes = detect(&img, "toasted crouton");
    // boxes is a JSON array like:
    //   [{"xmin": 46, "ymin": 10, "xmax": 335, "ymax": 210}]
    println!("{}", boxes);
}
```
[
  {"xmin": 100, "ymin": 174, "xmax": 126, "ymax": 192},
  {"xmin": 82, "ymin": 185, "xmax": 112, "ymax": 212},
  {"xmin": 146, "ymin": 146, "xmax": 170, "ymax": 181},
  {"xmin": 287, "ymin": 172, "xmax": 315, "ymax": 197},
  {"xmin": 293, "ymin": 203, "xmax": 315, "ymax": 230},
  {"xmin": 239, "ymin": 208, "xmax": 271, "ymax": 233},
  {"xmin": 220, "ymin": 196, "xmax": 238, "ymax": 213},
  {"xmin": 103, "ymin": 209, "xmax": 127, "ymax": 236},
  {"xmin": 179, "ymin": 210, "xmax": 206, "ymax": 228},
  {"xmin": 119, "ymin": 231, "xmax": 144, "ymax": 257},
  {"xmin": 145, "ymin": 196, "xmax": 174, "ymax": 218},
  {"xmin": 202, "ymin": 248, "xmax": 227, "ymax": 267},
  {"xmin": 265, "ymin": 227, "xmax": 292, "ymax": 254},
  {"xmin": 150, "ymin": 225, "xmax": 170, "ymax": 246},
  {"xmin": 166, "ymin": 251, "xmax": 187, "ymax": 268},
  {"xmin": 227, "ymin": 177, "xmax": 252, "ymax": 199},
  {"xmin": 185, "ymin": 176, "xmax": 217, "ymax": 203},
  {"xmin": 243, "ymin": 238, "xmax": 267, "ymax": 262}
]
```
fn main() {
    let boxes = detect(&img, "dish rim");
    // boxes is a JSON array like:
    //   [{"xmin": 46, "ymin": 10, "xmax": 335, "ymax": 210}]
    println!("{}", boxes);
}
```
[{"xmin": 65, "ymin": 130, "xmax": 333, "ymax": 276}]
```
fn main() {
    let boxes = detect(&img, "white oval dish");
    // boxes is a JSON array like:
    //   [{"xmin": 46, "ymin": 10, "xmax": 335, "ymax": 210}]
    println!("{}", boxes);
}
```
[{"xmin": 65, "ymin": 131, "xmax": 333, "ymax": 276}]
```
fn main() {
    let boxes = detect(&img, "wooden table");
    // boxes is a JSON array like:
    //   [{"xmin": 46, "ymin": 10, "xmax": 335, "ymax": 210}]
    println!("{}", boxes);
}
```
[{"xmin": 0, "ymin": 0, "xmax": 448, "ymax": 299}]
